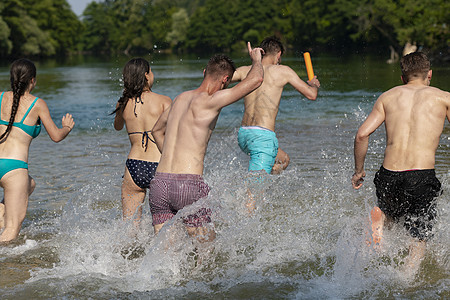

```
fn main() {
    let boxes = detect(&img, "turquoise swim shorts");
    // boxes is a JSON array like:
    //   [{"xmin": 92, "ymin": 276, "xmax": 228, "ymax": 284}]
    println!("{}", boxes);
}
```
[{"xmin": 237, "ymin": 126, "xmax": 279, "ymax": 174}]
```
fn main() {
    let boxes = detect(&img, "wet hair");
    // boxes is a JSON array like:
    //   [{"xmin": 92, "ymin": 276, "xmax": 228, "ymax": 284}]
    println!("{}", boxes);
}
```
[
  {"xmin": 204, "ymin": 54, "xmax": 236, "ymax": 80},
  {"xmin": 400, "ymin": 52, "xmax": 430, "ymax": 82},
  {"xmin": 111, "ymin": 58, "xmax": 150, "ymax": 115},
  {"xmin": 0, "ymin": 58, "xmax": 36, "ymax": 142},
  {"xmin": 260, "ymin": 36, "xmax": 285, "ymax": 56}
]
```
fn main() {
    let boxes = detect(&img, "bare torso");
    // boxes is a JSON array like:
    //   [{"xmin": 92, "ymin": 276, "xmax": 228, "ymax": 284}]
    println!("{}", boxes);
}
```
[
  {"xmin": 156, "ymin": 89, "xmax": 219, "ymax": 175},
  {"xmin": 382, "ymin": 84, "xmax": 450, "ymax": 170},
  {"xmin": 240, "ymin": 64, "xmax": 288, "ymax": 130},
  {"xmin": 234, "ymin": 58, "xmax": 318, "ymax": 131}
]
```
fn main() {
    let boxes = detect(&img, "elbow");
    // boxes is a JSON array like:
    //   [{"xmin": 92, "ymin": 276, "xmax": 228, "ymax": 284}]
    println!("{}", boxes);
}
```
[
  {"xmin": 305, "ymin": 90, "xmax": 318, "ymax": 101},
  {"xmin": 252, "ymin": 75, "xmax": 264, "ymax": 90},
  {"xmin": 306, "ymin": 94, "xmax": 317, "ymax": 101},
  {"xmin": 51, "ymin": 136, "xmax": 63, "ymax": 143}
]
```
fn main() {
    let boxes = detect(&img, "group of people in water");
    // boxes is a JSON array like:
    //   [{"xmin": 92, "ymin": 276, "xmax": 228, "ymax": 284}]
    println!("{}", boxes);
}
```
[{"xmin": 0, "ymin": 36, "xmax": 449, "ymax": 273}]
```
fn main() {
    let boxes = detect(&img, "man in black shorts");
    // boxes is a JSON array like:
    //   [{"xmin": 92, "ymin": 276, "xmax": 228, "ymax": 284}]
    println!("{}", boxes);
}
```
[{"xmin": 351, "ymin": 52, "xmax": 450, "ymax": 271}]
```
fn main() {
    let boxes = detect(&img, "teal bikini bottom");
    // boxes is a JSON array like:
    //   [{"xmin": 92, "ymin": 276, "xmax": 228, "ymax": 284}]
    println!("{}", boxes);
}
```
[{"xmin": 0, "ymin": 158, "xmax": 28, "ymax": 180}]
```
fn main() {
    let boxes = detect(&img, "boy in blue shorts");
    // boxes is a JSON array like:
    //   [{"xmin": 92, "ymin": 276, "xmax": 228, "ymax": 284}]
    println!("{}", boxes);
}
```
[{"xmin": 232, "ymin": 36, "xmax": 320, "ymax": 174}]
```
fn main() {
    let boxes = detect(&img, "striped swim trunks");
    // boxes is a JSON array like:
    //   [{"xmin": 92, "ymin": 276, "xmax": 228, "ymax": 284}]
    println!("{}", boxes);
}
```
[{"xmin": 149, "ymin": 172, "xmax": 211, "ymax": 227}]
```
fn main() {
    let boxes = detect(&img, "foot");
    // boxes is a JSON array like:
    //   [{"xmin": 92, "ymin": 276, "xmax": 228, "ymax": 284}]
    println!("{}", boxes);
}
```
[
  {"xmin": 370, "ymin": 206, "xmax": 385, "ymax": 245},
  {"xmin": 0, "ymin": 227, "xmax": 20, "ymax": 243},
  {"xmin": 0, "ymin": 203, "xmax": 4, "ymax": 229}
]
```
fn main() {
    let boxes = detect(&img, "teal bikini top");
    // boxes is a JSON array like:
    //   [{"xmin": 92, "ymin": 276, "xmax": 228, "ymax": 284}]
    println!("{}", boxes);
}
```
[{"xmin": 0, "ymin": 92, "xmax": 41, "ymax": 138}]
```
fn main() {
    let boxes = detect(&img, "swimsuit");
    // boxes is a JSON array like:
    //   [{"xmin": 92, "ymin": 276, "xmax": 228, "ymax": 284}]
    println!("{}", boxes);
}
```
[
  {"xmin": 237, "ymin": 126, "xmax": 279, "ymax": 174},
  {"xmin": 0, "ymin": 92, "xmax": 41, "ymax": 138},
  {"xmin": 0, "ymin": 159, "xmax": 28, "ymax": 180},
  {"xmin": 0, "ymin": 92, "xmax": 41, "ymax": 180},
  {"xmin": 149, "ymin": 172, "xmax": 211, "ymax": 227},
  {"xmin": 126, "ymin": 159, "xmax": 158, "ymax": 189},
  {"xmin": 374, "ymin": 166, "xmax": 442, "ymax": 241},
  {"xmin": 128, "ymin": 130, "xmax": 155, "ymax": 151},
  {"xmin": 124, "ymin": 96, "xmax": 158, "ymax": 187}
]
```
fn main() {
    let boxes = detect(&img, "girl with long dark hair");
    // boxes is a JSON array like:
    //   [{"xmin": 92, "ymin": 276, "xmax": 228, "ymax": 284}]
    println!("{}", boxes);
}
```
[
  {"xmin": 113, "ymin": 58, "xmax": 171, "ymax": 224},
  {"xmin": 0, "ymin": 58, "xmax": 74, "ymax": 243}
]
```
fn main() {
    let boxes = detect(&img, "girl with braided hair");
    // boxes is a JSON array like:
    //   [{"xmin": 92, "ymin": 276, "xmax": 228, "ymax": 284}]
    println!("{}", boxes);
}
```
[
  {"xmin": 0, "ymin": 58, "xmax": 74, "ymax": 243},
  {"xmin": 112, "ymin": 58, "xmax": 171, "ymax": 225}
]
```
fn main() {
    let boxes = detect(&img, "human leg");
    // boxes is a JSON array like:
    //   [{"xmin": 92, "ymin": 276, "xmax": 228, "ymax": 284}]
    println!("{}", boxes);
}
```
[
  {"xmin": 0, "ymin": 201, "xmax": 4, "ymax": 229},
  {"xmin": 121, "ymin": 168, "xmax": 146, "ymax": 222},
  {"xmin": 238, "ymin": 127, "xmax": 278, "ymax": 174},
  {"xmin": 370, "ymin": 206, "xmax": 385, "ymax": 245},
  {"xmin": 402, "ymin": 239, "xmax": 426, "ymax": 274},
  {"xmin": 186, "ymin": 225, "xmax": 216, "ymax": 243},
  {"xmin": 149, "ymin": 173, "xmax": 174, "ymax": 234},
  {"xmin": 0, "ymin": 169, "xmax": 31, "ymax": 243},
  {"xmin": 271, "ymin": 147, "xmax": 290, "ymax": 174}
]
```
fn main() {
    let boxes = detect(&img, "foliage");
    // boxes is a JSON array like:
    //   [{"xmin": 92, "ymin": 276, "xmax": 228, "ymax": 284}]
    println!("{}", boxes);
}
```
[
  {"xmin": 0, "ymin": 0, "xmax": 448, "ymax": 58},
  {"xmin": 0, "ymin": 0, "xmax": 82, "ymax": 57}
]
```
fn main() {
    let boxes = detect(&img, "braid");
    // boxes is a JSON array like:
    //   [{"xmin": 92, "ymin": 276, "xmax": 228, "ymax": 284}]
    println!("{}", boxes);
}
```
[
  {"xmin": 0, "ymin": 59, "xmax": 35, "ymax": 142},
  {"xmin": 111, "ymin": 58, "xmax": 150, "ymax": 116},
  {"xmin": 111, "ymin": 87, "xmax": 135, "ymax": 115}
]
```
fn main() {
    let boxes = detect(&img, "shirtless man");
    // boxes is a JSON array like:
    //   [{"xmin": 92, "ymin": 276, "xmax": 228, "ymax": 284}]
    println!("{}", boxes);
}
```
[
  {"xmin": 352, "ymin": 52, "xmax": 450, "ymax": 271},
  {"xmin": 150, "ymin": 43, "xmax": 264, "ymax": 240},
  {"xmin": 232, "ymin": 36, "xmax": 320, "ymax": 174}
]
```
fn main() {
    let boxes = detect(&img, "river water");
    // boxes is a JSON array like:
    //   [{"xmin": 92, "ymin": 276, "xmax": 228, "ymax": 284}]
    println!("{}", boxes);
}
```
[{"xmin": 0, "ymin": 53, "xmax": 448, "ymax": 299}]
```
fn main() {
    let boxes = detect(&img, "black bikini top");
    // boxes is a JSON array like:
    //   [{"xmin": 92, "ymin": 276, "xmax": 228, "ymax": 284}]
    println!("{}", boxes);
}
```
[
  {"xmin": 128, "ymin": 96, "xmax": 155, "ymax": 151},
  {"xmin": 128, "ymin": 130, "xmax": 155, "ymax": 151}
]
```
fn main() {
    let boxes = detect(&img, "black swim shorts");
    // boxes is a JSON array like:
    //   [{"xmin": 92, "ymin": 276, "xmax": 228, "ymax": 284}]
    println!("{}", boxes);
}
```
[{"xmin": 374, "ymin": 166, "xmax": 442, "ymax": 241}]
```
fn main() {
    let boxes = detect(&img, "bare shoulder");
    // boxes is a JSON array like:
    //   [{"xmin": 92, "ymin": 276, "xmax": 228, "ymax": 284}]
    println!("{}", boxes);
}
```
[
  {"xmin": 379, "ymin": 85, "xmax": 403, "ymax": 99},
  {"xmin": 428, "ymin": 86, "xmax": 450, "ymax": 97},
  {"xmin": 236, "ymin": 65, "xmax": 251, "ymax": 73},
  {"xmin": 153, "ymin": 92, "xmax": 172, "ymax": 104},
  {"xmin": 174, "ymin": 90, "xmax": 193, "ymax": 101},
  {"xmin": 234, "ymin": 65, "xmax": 252, "ymax": 79},
  {"xmin": 273, "ymin": 64, "xmax": 295, "ymax": 74},
  {"xmin": 35, "ymin": 97, "xmax": 49, "ymax": 109},
  {"xmin": 265, "ymin": 64, "xmax": 298, "ymax": 86}
]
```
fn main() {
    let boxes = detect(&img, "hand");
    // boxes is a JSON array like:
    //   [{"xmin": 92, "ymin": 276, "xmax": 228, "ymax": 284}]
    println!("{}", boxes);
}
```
[
  {"xmin": 62, "ymin": 113, "xmax": 75, "ymax": 130},
  {"xmin": 247, "ymin": 42, "xmax": 264, "ymax": 62},
  {"xmin": 352, "ymin": 171, "xmax": 365, "ymax": 189},
  {"xmin": 307, "ymin": 76, "xmax": 320, "ymax": 88}
]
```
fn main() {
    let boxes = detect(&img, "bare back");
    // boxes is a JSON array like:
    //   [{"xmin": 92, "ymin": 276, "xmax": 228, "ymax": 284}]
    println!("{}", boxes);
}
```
[
  {"xmin": 382, "ymin": 84, "xmax": 450, "ymax": 170},
  {"xmin": 116, "ymin": 91, "xmax": 171, "ymax": 162},
  {"xmin": 0, "ymin": 91, "xmax": 40, "ymax": 162},
  {"xmin": 240, "ymin": 65, "xmax": 289, "ymax": 130},
  {"xmin": 156, "ymin": 90, "xmax": 220, "ymax": 175},
  {"xmin": 234, "ymin": 61, "xmax": 317, "ymax": 131}
]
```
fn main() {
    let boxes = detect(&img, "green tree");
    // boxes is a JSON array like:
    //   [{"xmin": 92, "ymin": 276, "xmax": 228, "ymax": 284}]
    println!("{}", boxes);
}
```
[
  {"xmin": 0, "ymin": 16, "xmax": 13, "ymax": 56},
  {"xmin": 336, "ymin": 0, "xmax": 449, "ymax": 56},
  {"xmin": 22, "ymin": 0, "xmax": 83, "ymax": 55},
  {"xmin": 1, "ymin": 0, "xmax": 56, "ymax": 56},
  {"xmin": 166, "ymin": 8, "xmax": 189, "ymax": 49}
]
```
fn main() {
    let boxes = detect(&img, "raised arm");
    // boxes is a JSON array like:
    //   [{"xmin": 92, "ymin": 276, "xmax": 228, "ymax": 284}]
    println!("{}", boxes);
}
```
[
  {"xmin": 36, "ymin": 99, "xmax": 74, "ymax": 142},
  {"xmin": 352, "ymin": 97, "xmax": 385, "ymax": 189},
  {"xmin": 283, "ymin": 66, "xmax": 320, "ymax": 100},
  {"xmin": 231, "ymin": 65, "xmax": 251, "ymax": 83},
  {"xmin": 210, "ymin": 42, "xmax": 264, "ymax": 110}
]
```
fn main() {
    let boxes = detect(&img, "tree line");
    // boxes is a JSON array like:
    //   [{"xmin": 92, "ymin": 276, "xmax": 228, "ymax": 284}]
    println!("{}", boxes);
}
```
[{"xmin": 0, "ymin": 0, "xmax": 448, "ymax": 60}]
